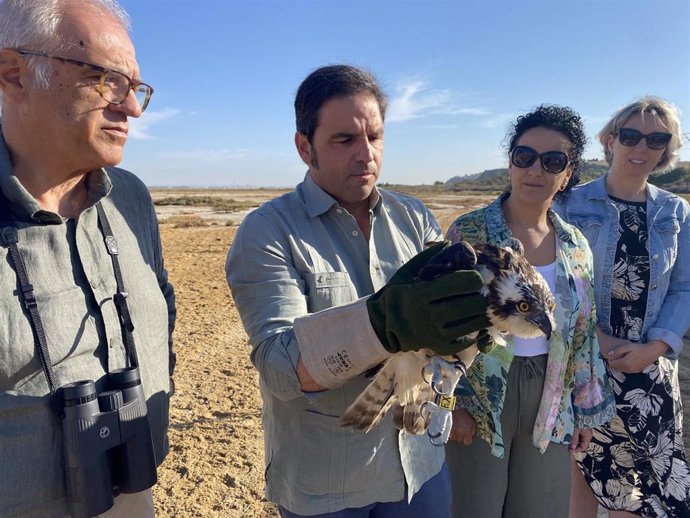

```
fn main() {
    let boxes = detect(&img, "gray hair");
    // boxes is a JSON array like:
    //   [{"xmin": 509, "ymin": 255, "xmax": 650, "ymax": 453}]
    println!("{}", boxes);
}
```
[
  {"xmin": 598, "ymin": 95, "xmax": 683, "ymax": 172},
  {"xmin": 0, "ymin": 0, "xmax": 130, "ymax": 101}
]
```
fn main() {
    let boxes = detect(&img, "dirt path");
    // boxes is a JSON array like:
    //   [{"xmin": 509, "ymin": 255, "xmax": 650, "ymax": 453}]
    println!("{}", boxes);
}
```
[{"xmin": 152, "ymin": 196, "xmax": 690, "ymax": 518}]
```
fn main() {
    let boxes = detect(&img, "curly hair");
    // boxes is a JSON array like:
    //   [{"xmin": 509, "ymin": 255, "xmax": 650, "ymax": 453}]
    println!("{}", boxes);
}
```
[{"xmin": 506, "ymin": 105, "xmax": 587, "ymax": 196}]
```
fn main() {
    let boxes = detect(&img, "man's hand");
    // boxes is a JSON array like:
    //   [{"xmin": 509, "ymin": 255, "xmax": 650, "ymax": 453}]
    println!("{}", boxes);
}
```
[
  {"xmin": 569, "ymin": 427, "xmax": 592, "ymax": 452},
  {"xmin": 449, "ymin": 408, "xmax": 476, "ymax": 445},
  {"xmin": 367, "ymin": 242, "xmax": 490, "ymax": 356},
  {"xmin": 607, "ymin": 340, "xmax": 669, "ymax": 373},
  {"xmin": 297, "ymin": 357, "xmax": 325, "ymax": 392}
]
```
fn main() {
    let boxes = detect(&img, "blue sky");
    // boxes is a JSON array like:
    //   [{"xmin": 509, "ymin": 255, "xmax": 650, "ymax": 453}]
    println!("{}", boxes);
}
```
[{"xmin": 118, "ymin": 0, "xmax": 690, "ymax": 187}]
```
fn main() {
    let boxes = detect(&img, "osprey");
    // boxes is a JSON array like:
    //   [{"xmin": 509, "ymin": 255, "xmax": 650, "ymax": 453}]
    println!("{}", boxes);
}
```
[{"xmin": 339, "ymin": 240, "xmax": 556, "ymax": 435}]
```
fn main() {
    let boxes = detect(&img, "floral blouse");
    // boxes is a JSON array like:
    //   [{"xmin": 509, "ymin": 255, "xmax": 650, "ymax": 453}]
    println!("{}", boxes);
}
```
[{"xmin": 446, "ymin": 194, "xmax": 616, "ymax": 458}]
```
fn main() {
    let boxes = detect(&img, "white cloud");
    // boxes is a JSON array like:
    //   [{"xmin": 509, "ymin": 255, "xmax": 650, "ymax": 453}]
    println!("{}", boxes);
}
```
[
  {"xmin": 387, "ymin": 79, "xmax": 490, "ymax": 123},
  {"xmin": 129, "ymin": 108, "xmax": 181, "ymax": 140},
  {"xmin": 158, "ymin": 148, "xmax": 248, "ymax": 161},
  {"xmin": 480, "ymin": 112, "xmax": 516, "ymax": 130}
]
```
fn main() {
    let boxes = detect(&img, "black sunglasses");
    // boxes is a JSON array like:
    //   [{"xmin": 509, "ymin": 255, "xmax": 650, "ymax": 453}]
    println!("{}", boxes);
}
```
[
  {"xmin": 616, "ymin": 128, "xmax": 672, "ymax": 150},
  {"xmin": 510, "ymin": 146, "xmax": 570, "ymax": 174}
]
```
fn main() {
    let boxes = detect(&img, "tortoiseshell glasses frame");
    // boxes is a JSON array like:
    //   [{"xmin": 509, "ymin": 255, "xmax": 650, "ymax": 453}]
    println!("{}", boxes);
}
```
[{"xmin": 17, "ymin": 49, "xmax": 153, "ymax": 112}]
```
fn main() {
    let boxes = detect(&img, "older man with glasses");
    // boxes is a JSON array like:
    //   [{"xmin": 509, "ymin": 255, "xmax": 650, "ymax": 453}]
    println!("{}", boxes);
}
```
[{"xmin": 0, "ymin": 1, "xmax": 175, "ymax": 517}]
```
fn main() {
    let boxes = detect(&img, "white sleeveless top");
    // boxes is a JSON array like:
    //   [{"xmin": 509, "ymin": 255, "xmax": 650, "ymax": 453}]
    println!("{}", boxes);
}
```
[{"xmin": 512, "ymin": 260, "xmax": 556, "ymax": 357}]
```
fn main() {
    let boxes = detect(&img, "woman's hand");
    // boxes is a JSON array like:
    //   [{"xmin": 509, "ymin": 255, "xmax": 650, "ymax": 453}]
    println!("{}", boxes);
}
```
[
  {"xmin": 607, "ymin": 340, "xmax": 669, "ymax": 373},
  {"xmin": 449, "ymin": 408, "xmax": 476, "ymax": 445},
  {"xmin": 569, "ymin": 427, "xmax": 592, "ymax": 452},
  {"xmin": 595, "ymin": 328, "xmax": 629, "ymax": 357}
]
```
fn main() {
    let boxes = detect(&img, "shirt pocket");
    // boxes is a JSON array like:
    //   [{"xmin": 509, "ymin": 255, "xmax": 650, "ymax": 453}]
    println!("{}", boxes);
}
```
[
  {"xmin": 297, "ymin": 410, "xmax": 346, "ymax": 496},
  {"xmin": 0, "ymin": 285, "xmax": 101, "ymax": 392},
  {"xmin": 654, "ymin": 216, "xmax": 680, "ymax": 271},
  {"xmin": 303, "ymin": 271, "xmax": 353, "ymax": 313},
  {"xmin": 567, "ymin": 214, "xmax": 603, "ymax": 249}
]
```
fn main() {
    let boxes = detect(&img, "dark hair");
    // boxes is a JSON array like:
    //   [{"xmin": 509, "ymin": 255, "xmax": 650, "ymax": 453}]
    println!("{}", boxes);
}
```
[
  {"xmin": 507, "ymin": 105, "xmax": 587, "ymax": 195},
  {"xmin": 294, "ymin": 65, "xmax": 387, "ymax": 143}
]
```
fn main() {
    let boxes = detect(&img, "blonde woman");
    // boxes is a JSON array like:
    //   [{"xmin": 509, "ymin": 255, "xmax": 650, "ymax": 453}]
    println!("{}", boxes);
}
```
[{"xmin": 558, "ymin": 96, "xmax": 690, "ymax": 518}]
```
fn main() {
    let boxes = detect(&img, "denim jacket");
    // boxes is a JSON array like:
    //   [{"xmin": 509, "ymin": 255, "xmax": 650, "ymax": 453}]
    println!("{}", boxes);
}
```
[
  {"xmin": 446, "ymin": 194, "xmax": 615, "ymax": 458},
  {"xmin": 554, "ymin": 174, "xmax": 690, "ymax": 357}
]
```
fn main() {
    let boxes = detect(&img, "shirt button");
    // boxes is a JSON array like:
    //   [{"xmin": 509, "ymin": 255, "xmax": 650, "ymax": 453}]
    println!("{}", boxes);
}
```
[
  {"xmin": 652, "ymin": 254, "xmax": 659, "ymax": 260},
  {"xmin": 336, "ymin": 208, "xmax": 343, "ymax": 214},
  {"xmin": 651, "ymin": 284, "xmax": 657, "ymax": 290},
  {"xmin": 90, "ymin": 280, "xmax": 98, "ymax": 289},
  {"xmin": 318, "ymin": 275, "xmax": 326, "ymax": 283},
  {"xmin": 352, "ymin": 230, "xmax": 359, "ymax": 237}
]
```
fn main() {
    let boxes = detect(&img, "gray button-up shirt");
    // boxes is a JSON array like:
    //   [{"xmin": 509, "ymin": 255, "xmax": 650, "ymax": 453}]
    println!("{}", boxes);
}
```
[
  {"xmin": 0, "ymin": 133, "xmax": 175, "ymax": 518},
  {"xmin": 226, "ymin": 173, "xmax": 444, "ymax": 515}
]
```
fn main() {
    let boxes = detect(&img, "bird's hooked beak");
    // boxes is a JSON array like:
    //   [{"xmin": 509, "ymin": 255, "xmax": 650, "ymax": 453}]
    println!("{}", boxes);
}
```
[{"xmin": 528, "ymin": 313, "xmax": 552, "ymax": 341}]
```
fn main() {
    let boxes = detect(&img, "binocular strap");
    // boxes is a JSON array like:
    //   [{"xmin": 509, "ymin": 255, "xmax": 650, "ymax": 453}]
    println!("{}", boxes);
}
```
[{"xmin": 95, "ymin": 202, "xmax": 139, "ymax": 369}]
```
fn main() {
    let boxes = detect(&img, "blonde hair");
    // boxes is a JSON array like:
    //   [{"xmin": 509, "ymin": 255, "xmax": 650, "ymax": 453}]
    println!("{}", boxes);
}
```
[{"xmin": 598, "ymin": 95, "xmax": 683, "ymax": 172}]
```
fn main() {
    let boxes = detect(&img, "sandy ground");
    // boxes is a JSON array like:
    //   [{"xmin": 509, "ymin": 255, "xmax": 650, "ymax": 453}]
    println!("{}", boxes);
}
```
[{"xmin": 152, "ymin": 190, "xmax": 690, "ymax": 518}]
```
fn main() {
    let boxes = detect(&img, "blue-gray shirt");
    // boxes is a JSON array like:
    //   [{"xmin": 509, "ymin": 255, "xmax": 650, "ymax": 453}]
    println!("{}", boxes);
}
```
[
  {"xmin": 555, "ymin": 174, "xmax": 690, "ymax": 356},
  {"xmin": 226, "ymin": 173, "xmax": 443, "ymax": 515},
  {"xmin": 0, "ymin": 133, "xmax": 175, "ymax": 518}
]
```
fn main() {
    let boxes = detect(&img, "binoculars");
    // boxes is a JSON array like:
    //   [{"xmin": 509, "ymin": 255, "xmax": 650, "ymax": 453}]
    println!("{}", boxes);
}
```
[{"xmin": 60, "ymin": 367, "xmax": 157, "ymax": 518}]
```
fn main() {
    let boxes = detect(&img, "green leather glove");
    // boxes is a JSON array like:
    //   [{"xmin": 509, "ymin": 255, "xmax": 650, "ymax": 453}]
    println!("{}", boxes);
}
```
[{"xmin": 367, "ymin": 242, "xmax": 491, "ymax": 356}]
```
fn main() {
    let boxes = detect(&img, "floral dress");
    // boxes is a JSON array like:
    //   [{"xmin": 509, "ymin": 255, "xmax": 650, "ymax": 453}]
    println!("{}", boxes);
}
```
[{"xmin": 574, "ymin": 196, "xmax": 690, "ymax": 517}]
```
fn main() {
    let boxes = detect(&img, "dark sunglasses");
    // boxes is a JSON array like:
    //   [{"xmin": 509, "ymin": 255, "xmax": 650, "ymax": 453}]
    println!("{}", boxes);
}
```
[
  {"xmin": 510, "ymin": 146, "xmax": 570, "ymax": 174},
  {"xmin": 616, "ymin": 128, "xmax": 672, "ymax": 150}
]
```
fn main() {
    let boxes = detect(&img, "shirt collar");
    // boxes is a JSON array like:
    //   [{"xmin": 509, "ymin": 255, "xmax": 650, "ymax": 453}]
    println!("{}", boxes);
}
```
[
  {"xmin": 584, "ymin": 174, "xmax": 611, "ymax": 201},
  {"xmin": 0, "ymin": 127, "xmax": 112, "ymax": 223},
  {"xmin": 485, "ymin": 192, "xmax": 577, "ymax": 245},
  {"xmin": 583, "ymin": 172, "xmax": 674, "ymax": 206},
  {"xmin": 548, "ymin": 208, "xmax": 577, "ymax": 244},
  {"xmin": 483, "ymin": 193, "xmax": 510, "ymax": 238},
  {"xmin": 645, "ymin": 179, "xmax": 674, "ymax": 205},
  {"xmin": 301, "ymin": 171, "xmax": 381, "ymax": 218}
]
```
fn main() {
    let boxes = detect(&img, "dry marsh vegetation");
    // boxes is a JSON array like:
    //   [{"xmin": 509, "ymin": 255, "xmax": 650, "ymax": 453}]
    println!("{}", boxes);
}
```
[{"xmin": 155, "ymin": 195, "xmax": 257, "ymax": 213}]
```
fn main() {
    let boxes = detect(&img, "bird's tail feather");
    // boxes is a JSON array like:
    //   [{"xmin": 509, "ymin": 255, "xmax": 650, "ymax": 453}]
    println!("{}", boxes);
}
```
[
  {"xmin": 340, "ymin": 352, "xmax": 431, "ymax": 434},
  {"xmin": 339, "ymin": 358, "xmax": 397, "ymax": 432}
]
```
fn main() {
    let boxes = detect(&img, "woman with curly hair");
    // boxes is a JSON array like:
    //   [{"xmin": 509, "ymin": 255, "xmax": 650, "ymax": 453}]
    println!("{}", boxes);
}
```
[
  {"xmin": 559, "ymin": 97, "xmax": 690, "ymax": 518},
  {"xmin": 445, "ymin": 105, "xmax": 615, "ymax": 518}
]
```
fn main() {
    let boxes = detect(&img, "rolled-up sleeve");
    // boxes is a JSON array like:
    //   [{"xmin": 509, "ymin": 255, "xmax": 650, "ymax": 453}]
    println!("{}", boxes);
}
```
[{"xmin": 226, "ymin": 211, "xmax": 306, "ymax": 401}]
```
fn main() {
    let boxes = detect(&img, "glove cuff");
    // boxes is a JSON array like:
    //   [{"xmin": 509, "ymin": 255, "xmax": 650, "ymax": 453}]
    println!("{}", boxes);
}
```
[{"xmin": 294, "ymin": 297, "xmax": 392, "ymax": 389}]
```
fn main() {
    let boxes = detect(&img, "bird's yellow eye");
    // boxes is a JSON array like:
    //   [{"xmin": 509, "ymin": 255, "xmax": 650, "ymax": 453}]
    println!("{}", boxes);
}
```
[{"xmin": 518, "ymin": 301, "xmax": 530, "ymax": 313}]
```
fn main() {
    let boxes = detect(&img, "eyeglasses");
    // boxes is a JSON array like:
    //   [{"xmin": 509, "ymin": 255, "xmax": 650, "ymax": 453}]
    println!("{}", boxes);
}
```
[
  {"xmin": 17, "ymin": 49, "xmax": 153, "ymax": 112},
  {"xmin": 510, "ymin": 145, "xmax": 570, "ymax": 174},
  {"xmin": 615, "ymin": 128, "xmax": 672, "ymax": 150}
]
